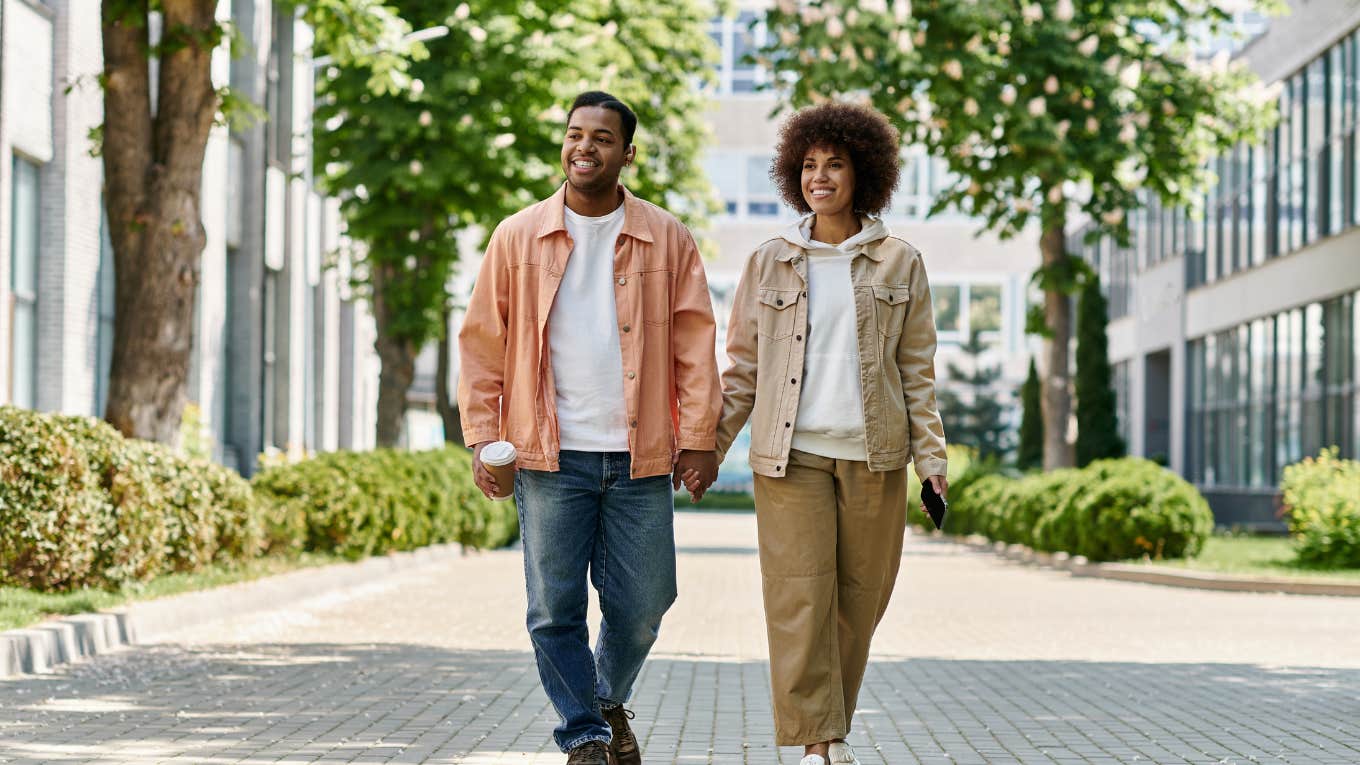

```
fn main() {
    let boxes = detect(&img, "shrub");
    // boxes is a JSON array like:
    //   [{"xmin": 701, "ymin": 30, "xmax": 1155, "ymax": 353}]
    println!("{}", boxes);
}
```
[
  {"xmin": 933, "ymin": 455, "xmax": 1213, "ymax": 562},
  {"xmin": 0, "ymin": 407, "xmax": 262, "ymax": 591},
  {"xmin": 946, "ymin": 473, "xmax": 1014, "ymax": 537},
  {"xmin": 251, "ymin": 446, "xmax": 518, "ymax": 558},
  {"xmin": 1068, "ymin": 465, "xmax": 1213, "ymax": 561},
  {"xmin": 993, "ymin": 469, "xmax": 1081, "ymax": 547},
  {"xmin": 1282, "ymin": 448, "xmax": 1360, "ymax": 568}
]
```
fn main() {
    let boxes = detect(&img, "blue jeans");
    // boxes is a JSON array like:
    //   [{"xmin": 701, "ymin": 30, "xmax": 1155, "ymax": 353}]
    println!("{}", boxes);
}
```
[{"xmin": 515, "ymin": 450, "xmax": 678, "ymax": 752}]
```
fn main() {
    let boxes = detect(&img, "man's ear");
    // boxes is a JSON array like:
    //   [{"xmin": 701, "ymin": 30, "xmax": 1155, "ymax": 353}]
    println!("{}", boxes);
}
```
[{"xmin": 624, "ymin": 145, "xmax": 637, "ymax": 166}]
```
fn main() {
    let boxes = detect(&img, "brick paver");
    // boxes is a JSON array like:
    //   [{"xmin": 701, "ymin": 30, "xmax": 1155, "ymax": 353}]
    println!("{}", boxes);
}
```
[{"xmin": 2, "ymin": 512, "xmax": 1359, "ymax": 764}]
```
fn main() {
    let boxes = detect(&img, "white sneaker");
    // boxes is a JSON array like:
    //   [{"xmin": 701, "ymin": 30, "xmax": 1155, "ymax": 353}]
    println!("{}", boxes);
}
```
[
  {"xmin": 798, "ymin": 756, "xmax": 828, "ymax": 765},
  {"xmin": 828, "ymin": 742, "xmax": 861, "ymax": 765}
]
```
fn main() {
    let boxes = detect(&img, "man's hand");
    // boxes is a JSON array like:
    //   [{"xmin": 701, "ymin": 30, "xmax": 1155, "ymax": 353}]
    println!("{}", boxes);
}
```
[
  {"xmin": 471, "ymin": 441, "xmax": 507, "ymax": 499},
  {"xmin": 674, "ymin": 450, "xmax": 719, "ymax": 503}
]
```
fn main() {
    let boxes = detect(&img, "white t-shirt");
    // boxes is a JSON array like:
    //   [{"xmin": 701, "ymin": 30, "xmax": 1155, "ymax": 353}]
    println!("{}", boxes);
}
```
[
  {"xmin": 548, "ymin": 204, "xmax": 630, "ymax": 452},
  {"xmin": 791, "ymin": 248, "xmax": 869, "ymax": 461}
]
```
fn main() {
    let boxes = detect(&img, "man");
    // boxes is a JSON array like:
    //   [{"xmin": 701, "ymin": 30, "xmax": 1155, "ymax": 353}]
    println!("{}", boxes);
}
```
[{"xmin": 458, "ymin": 91, "xmax": 721, "ymax": 765}]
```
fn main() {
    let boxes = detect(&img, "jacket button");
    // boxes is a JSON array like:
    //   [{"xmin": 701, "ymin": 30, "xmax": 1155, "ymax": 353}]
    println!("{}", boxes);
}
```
[
  {"xmin": 630, "ymin": 419, "xmax": 638, "ymax": 428},
  {"xmin": 622, "ymin": 324, "xmax": 631, "ymax": 333},
  {"xmin": 791, "ymin": 378, "xmax": 797, "ymax": 385},
  {"xmin": 627, "ymin": 371, "xmax": 636, "ymax": 379},
  {"xmin": 795, "ymin": 335, "xmax": 802, "ymax": 341},
  {"xmin": 801, "ymin": 291, "xmax": 807, "ymax": 298},
  {"xmin": 776, "ymin": 299, "xmax": 784, "ymax": 306},
  {"xmin": 775, "ymin": 465, "xmax": 783, "ymax": 471},
  {"xmin": 784, "ymin": 422, "xmax": 791, "ymax": 428},
  {"xmin": 617, "ymin": 277, "xmax": 627, "ymax": 286}
]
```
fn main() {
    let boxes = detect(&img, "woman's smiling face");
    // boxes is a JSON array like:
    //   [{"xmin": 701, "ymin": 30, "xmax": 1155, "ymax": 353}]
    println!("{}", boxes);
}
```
[{"xmin": 801, "ymin": 145, "xmax": 855, "ymax": 217}]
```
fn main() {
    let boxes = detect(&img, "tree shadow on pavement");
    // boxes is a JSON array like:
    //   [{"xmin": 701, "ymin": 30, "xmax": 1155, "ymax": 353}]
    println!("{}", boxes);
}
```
[{"xmin": 1, "ymin": 643, "xmax": 1357, "ymax": 764}]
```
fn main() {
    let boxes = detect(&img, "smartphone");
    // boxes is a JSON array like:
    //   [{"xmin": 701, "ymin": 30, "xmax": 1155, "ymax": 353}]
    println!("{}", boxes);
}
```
[{"xmin": 921, "ymin": 480, "xmax": 948, "ymax": 530}]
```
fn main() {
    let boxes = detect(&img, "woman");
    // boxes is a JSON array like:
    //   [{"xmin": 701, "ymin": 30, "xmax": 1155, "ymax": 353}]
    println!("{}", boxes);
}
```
[{"xmin": 698, "ymin": 102, "xmax": 948, "ymax": 765}]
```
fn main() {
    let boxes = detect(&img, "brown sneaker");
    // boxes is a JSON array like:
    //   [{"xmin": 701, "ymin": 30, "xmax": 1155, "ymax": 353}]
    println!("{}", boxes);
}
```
[
  {"xmin": 601, "ymin": 706, "xmax": 641, "ymax": 765},
  {"xmin": 566, "ymin": 740, "xmax": 609, "ymax": 765}
]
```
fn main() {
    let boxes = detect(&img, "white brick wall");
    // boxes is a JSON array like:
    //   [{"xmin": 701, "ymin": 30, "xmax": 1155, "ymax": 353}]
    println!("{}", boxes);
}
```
[{"xmin": 38, "ymin": 0, "xmax": 104, "ymax": 415}]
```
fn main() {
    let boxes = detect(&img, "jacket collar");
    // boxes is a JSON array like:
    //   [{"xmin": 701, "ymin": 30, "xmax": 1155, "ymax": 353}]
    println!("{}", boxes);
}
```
[
  {"xmin": 535, "ymin": 183, "xmax": 655, "ymax": 244},
  {"xmin": 775, "ymin": 240, "xmax": 886, "ymax": 263},
  {"xmin": 774, "ymin": 214, "xmax": 888, "ymax": 262}
]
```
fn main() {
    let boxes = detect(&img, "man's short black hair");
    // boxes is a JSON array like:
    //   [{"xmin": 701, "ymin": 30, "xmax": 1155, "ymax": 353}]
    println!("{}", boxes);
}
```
[{"xmin": 568, "ymin": 91, "xmax": 638, "ymax": 146}]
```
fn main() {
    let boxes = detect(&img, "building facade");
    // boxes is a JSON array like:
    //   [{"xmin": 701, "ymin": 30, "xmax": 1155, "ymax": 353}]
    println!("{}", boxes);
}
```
[
  {"xmin": 1072, "ymin": 0, "xmax": 1360, "ymax": 528},
  {"xmin": 0, "ymin": 0, "xmax": 381, "ymax": 474}
]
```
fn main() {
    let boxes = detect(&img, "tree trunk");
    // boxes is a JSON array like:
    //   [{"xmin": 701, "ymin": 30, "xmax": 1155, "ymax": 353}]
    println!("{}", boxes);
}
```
[
  {"xmin": 372, "ymin": 264, "xmax": 416, "ymax": 447},
  {"xmin": 101, "ymin": 0, "xmax": 219, "ymax": 444},
  {"xmin": 435, "ymin": 304, "xmax": 464, "ymax": 447},
  {"xmin": 1040, "ymin": 221, "xmax": 1076, "ymax": 469}
]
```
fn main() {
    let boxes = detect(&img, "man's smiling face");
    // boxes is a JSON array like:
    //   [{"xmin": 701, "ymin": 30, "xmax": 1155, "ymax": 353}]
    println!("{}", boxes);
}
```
[{"xmin": 561, "ymin": 105, "xmax": 634, "ymax": 195}]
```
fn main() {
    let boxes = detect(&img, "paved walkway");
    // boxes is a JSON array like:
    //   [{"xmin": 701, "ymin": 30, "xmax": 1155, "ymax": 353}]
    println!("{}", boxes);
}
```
[{"xmin": 2, "ymin": 512, "xmax": 1359, "ymax": 764}]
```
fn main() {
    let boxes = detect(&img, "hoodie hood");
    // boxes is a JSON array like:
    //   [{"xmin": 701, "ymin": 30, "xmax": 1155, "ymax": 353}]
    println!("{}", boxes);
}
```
[{"xmin": 779, "ymin": 214, "xmax": 890, "ymax": 256}]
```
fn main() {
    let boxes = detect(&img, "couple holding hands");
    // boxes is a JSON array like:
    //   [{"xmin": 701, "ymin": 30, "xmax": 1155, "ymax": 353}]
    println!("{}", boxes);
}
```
[{"xmin": 458, "ymin": 90, "xmax": 948, "ymax": 765}]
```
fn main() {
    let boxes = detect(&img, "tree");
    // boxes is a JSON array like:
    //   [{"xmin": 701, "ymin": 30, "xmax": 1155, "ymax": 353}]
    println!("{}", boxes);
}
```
[
  {"xmin": 762, "ymin": 0, "xmax": 1277, "ymax": 468},
  {"xmin": 314, "ymin": 0, "xmax": 720, "ymax": 446},
  {"xmin": 100, "ymin": 0, "xmax": 419, "ymax": 444},
  {"xmin": 1017, "ymin": 356, "xmax": 1044, "ymax": 471},
  {"xmin": 938, "ymin": 331, "xmax": 1012, "ymax": 461},
  {"xmin": 1075, "ymin": 274, "xmax": 1125, "ymax": 465}
]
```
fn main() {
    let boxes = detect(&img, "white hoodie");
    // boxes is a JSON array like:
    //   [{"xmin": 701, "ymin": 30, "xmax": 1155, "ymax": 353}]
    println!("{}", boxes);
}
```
[{"xmin": 779, "ymin": 214, "xmax": 891, "ymax": 461}]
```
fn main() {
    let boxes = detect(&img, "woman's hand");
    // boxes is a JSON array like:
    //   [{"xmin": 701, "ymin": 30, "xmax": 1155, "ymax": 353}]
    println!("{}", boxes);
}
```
[{"xmin": 927, "ymin": 474, "xmax": 948, "ymax": 499}]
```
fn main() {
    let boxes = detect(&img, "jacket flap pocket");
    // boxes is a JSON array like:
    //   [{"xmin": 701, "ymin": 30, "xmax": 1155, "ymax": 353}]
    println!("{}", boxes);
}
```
[
  {"xmin": 758, "ymin": 289, "xmax": 799, "ymax": 310},
  {"xmin": 872, "ymin": 285, "xmax": 911, "ymax": 305}
]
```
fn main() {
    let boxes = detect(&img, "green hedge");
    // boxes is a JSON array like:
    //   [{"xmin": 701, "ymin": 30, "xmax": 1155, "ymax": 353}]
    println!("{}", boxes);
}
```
[
  {"xmin": 252, "ymin": 447, "xmax": 517, "ymax": 558},
  {"xmin": 0, "ymin": 407, "xmax": 264, "ymax": 591},
  {"xmin": 0, "ymin": 406, "xmax": 517, "ymax": 592},
  {"xmin": 1282, "ymin": 448, "xmax": 1360, "ymax": 568},
  {"xmin": 944, "ymin": 457, "xmax": 1214, "ymax": 562}
]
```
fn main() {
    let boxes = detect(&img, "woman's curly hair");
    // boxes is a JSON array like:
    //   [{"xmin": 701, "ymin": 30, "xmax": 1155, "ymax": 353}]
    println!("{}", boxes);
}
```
[{"xmin": 771, "ymin": 102, "xmax": 901, "ymax": 216}]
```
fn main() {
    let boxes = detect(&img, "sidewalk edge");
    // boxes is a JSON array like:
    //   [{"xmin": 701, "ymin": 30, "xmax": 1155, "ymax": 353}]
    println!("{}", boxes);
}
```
[
  {"xmin": 914, "ymin": 531, "xmax": 1360, "ymax": 597},
  {"xmin": 0, "ymin": 542, "xmax": 463, "ymax": 679}
]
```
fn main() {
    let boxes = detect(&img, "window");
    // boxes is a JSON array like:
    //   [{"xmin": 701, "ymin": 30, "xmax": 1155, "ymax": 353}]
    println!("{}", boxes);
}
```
[
  {"xmin": 933, "ymin": 284, "xmax": 962, "ymax": 335},
  {"xmin": 969, "ymin": 283, "xmax": 1003, "ymax": 342},
  {"xmin": 95, "ymin": 207, "xmax": 116, "ymax": 417},
  {"xmin": 703, "ymin": 151, "xmax": 784, "ymax": 220},
  {"xmin": 709, "ymin": 13, "xmax": 769, "ymax": 95},
  {"xmin": 1187, "ymin": 290, "xmax": 1360, "ymax": 488},
  {"xmin": 704, "ymin": 153, "xmax": 742, "ymax": 216},
  {"xmin": 9, "ymin": 158, "xmax": 40, "ymax": 409},
  {"xmin": 745, "ymin": 154, "xmax": 779, "ymax": 217}
]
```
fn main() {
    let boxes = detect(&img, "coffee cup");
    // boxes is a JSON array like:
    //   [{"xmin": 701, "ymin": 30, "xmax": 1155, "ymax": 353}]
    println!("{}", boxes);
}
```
[{"xmin": 479, "ymin": 441, "xmax": 517, "ymax": 501}]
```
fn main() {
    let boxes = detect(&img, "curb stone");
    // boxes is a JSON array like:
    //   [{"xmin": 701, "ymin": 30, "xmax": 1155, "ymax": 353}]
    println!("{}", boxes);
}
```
[
  {"xmin": 918, "ymin": 530, "xmax": 1360, "ymax": 597},
  {"xmin": 0, "ymin": 542, "xmax": 463, "ymax": 679}
]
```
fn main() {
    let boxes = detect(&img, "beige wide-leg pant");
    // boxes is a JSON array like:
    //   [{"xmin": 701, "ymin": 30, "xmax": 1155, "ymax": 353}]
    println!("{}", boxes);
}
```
[{"xmin": 752, "ymin": 449, "xmax": 908, "ymax": 746}]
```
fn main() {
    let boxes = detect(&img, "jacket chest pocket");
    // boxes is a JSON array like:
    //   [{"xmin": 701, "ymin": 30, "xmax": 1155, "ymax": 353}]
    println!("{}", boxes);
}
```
[
  {"xmin": 757, "ymin": 288, "xmax": 801, "ymax": 340},
  {"xmin": 872, "ymin": 284, "xmax": 911, "ymax": 337},
  {"xmin": 641, "ymin": 269, "xmax": 673, "ymax": 327}
]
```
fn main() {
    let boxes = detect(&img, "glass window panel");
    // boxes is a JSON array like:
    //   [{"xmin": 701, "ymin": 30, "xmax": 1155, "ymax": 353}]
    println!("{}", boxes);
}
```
[
  {"xmin": 1276, "ymin": 310, "xmax": 1300, "ymax": 478},
  {"xmin": 970, "ymin": 284, "xmax": 1003, "ymax": 335},
  {"xmin": 703, "ymin": 154, "xmax": 742, "ymax": 214},
  {"xmin": 933, "ymin": 284, "xmax": 962, "ymax": 334},
  {"xmin": 95, "ymin": 209, "xmax": 116, "ymax": 417},
  {"xmin": 745, "ymin": 154, "xmax": 775, "ymax": 198},
  {"xmin": 1302, "ymin": 302, "xmax": 1326, "ymax": 457},
  {"xmin": 9, "ymin": 157, "xmax": 40, "ymax": 410},
  {"xmin": 10, "ymin": 160, "xmax": 38, "ymax": 296}
]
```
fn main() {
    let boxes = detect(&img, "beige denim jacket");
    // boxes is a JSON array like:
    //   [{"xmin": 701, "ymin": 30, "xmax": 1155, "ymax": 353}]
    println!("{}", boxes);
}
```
[{"xmin": 715, "ymin": 232, "xmax": 948, "ymax": 481}]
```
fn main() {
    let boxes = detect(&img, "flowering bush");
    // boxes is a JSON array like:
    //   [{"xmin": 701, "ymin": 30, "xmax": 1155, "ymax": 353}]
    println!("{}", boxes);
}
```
[{"xmin": 1282, "ymin": 449, "xmax": 1360, "ymax": 568}]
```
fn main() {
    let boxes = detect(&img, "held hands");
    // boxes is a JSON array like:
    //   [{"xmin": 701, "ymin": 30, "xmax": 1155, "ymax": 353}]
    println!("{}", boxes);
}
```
[
  {"xmin": 471, "ymin": 441, "xmax": 513, "ymax": 500},
  {"xmin": 674, "ymin": 450, "xmax": 719, "ymax": 503}
]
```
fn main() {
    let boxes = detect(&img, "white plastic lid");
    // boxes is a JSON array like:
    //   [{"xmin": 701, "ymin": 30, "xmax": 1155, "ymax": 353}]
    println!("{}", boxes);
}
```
[{"xmin": 480, "ymin": 441, "xmax": 517, "ymax": 467}]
